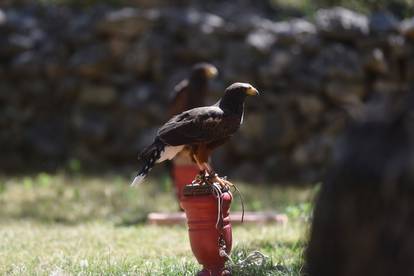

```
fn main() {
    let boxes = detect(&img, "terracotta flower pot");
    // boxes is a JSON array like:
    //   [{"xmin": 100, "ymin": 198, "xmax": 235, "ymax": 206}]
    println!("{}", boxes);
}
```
[
  {"xmin": 180, "ymin": 186, "xmax": 233, "ymax": 276},
  {"xmin": 172, "ymin": 164, "xmax": 200, "ymax": 201}
]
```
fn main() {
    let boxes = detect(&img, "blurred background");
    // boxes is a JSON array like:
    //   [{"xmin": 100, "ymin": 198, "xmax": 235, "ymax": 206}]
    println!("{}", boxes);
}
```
[
  {"xmin": 1, "ymin": 0, "xmax": 414, "ymax": 275},
  {"xmin": 1, "ymin": 0, "xmax": 414, "ymax": 183}
]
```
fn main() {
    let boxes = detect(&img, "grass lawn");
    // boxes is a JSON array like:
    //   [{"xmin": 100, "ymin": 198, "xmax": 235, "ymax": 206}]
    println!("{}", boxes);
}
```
[{"xmin": 0, "ymin": 173, "xmax": 314, "ymax": 275}]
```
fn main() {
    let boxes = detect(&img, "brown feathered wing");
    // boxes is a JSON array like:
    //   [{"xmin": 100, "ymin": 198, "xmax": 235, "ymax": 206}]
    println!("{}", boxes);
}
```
[{"xmin": 157, "ymin": 106, "xmax": 239, "ymax": 147}]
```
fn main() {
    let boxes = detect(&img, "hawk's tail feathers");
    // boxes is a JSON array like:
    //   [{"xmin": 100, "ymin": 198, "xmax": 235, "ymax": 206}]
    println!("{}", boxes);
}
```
[
  {"xmin": 131, "ymin": 174, "xmax": 145, "ymax": 187},
  {"xmin": 131, "ymin": 139, "xmax": 165, "ymax": 187}
]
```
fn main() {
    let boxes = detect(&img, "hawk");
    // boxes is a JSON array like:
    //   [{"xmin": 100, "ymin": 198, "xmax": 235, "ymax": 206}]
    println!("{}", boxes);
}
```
[
  {"xmin": 168, "ymin": 62, "xmax": 218, "ymax": 117},
  {"xmin": 131, "ymin": 82, "xmax": 259, "ymax": 187},
  {"xmin": 168, "ymin": 63, "xmax": 217, "ymax": 168}
]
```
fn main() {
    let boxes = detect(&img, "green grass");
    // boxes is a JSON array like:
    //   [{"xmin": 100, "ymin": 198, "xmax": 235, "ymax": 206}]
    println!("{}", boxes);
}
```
[{"xmin": 0, "ymin": 173, "xmax": 313, "ymax": 275}]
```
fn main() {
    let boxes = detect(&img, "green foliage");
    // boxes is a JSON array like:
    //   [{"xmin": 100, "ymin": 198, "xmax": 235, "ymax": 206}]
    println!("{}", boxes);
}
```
[
  {"xmin": 67, "ymin": 158, "xmax": 82, "ymax": 174},
  {"xmin": 314, "ymin": 0, "xmax": 413, "ymax": 16},
  {"xmin": 271, "ymin": 0, "xmax": 414, "ymax": 17},
  {"xmin": 37, "ymin": 0, "xmax": 124, "ymax": 8}
]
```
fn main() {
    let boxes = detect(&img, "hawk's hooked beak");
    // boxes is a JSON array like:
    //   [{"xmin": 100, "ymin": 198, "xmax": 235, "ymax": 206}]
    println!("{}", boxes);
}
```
[
  {"xmin": 206, "ymin": 66, "xmax": 218, "ymax": 78},
  {"xmin": 246, "ymin": 86, "xmax": 259, "ymax": 96}
]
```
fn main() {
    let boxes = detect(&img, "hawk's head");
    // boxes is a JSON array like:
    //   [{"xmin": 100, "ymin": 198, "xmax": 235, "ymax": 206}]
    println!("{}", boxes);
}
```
[
  {"xmin": 191, "ymin": 63, "xmax": 218, "ymax": 79},
  {"xmin": 225, "ymin": 82, "xmax": 259, "ymax": 98},
  {"xmin": 220, "ymin": 82, "xmax": 259, "ymax": 110}
]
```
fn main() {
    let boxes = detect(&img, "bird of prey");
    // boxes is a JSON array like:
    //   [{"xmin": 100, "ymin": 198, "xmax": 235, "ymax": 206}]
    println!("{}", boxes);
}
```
[
  {"xmin": 168, "ymin": 62, "xmax": 218, "ymax": 117},
  {"xmin": 131, "ymin": 82, "xmax": 259, "ymax": 187},
  {"xmin": 168, "ymin": 63, "xmax": 218, "ymax": 167}
]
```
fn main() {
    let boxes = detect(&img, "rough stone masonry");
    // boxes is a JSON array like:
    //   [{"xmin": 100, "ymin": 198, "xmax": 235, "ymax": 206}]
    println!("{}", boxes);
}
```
[{"xmin": 1, "ymin": 3, "xmax": 414, "ymax": 183}]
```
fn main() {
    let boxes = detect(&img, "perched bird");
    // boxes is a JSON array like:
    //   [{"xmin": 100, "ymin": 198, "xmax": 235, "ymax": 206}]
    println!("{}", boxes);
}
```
[
  {"xmin": 168, "ymin": 63, "xmax": 218, "ymax": 175},
  {"xmin": 132, "ymin": 82, "xmax": 259, "ymax": 187},
  {"xmin": 168, "ymin": 63, "xmax": 218, "ymax": 117}
]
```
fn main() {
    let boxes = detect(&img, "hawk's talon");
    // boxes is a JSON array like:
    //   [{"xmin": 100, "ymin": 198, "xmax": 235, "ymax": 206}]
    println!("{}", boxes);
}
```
[
  {"xmin": 210, "ymin": 174, "xmax": 234, "ymax": 190},
  {"xmin": 193, "ymin": 170, "xmax": 207, "ymax": 184},
  {"xmin": 193, "ymin": 170, "xmax": 233, "ymax": 190}
]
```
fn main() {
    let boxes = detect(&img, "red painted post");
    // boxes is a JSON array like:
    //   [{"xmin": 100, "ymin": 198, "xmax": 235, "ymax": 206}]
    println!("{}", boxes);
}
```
[
  {"xmin": 180, "ymin": 185, "xmax": 233, "ymax": 276},
  {"xmin": 172, "ymin": 164, "xmax": 200, "ymax": 201}
]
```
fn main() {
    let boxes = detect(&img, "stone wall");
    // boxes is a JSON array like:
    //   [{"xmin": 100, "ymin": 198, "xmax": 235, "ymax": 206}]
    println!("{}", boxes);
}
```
[{"xmin": 1, "ymin": 3, "xmax": 414, "ymax": 182}]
